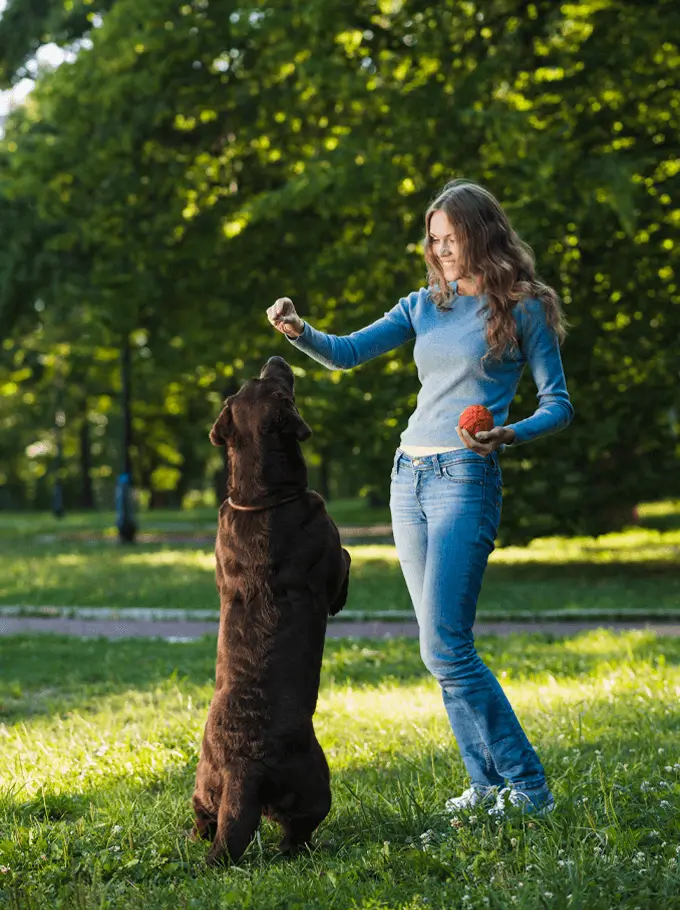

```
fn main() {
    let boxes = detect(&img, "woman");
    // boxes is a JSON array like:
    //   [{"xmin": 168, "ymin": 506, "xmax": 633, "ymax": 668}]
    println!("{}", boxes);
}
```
[{"xmin": 266, "ymin": 178, "xmax": 574, "ymax": 817}]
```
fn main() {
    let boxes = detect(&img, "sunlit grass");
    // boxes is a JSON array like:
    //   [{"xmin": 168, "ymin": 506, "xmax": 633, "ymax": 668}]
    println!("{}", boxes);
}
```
[
  {"xmin": 2, "ymin": 538, "xmax": 680, "ymax": 616},
  {"xmin": 1, "ymin": 500, "xmax": 679, "ymax": 616},
  {"xmin": 1, "ymin": 631, "xmax": 678, "ymax": 908},
  {"xmin": 638, "ymin": 499, "xmax": 680, "ymax": 518},
  {"xmin": 493, "ymin": 527, "xmax": 680, "ymax": 565}
]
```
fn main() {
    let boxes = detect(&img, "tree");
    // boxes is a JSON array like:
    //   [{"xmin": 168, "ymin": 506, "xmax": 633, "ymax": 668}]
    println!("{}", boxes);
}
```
[{"xmin": 1, "ymin": 0, "xmax": 678, "ymax": 540}]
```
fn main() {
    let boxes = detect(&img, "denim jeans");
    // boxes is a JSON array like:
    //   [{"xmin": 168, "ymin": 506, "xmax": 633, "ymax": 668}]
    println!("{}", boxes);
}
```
[{"xmin": 389, "ymin": 447, "xmax": 550, "ymax": 797}]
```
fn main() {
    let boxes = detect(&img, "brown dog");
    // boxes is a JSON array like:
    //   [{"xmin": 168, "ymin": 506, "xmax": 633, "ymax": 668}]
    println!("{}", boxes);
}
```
[{"xmin": 192, "ymin": 355, "xmax": 351, "ymax": 865}]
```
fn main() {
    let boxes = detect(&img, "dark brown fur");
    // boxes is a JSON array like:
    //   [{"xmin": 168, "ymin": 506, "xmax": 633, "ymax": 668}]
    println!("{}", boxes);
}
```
[{"xmin": 193, "ymin": 356, "xmax": 350, "ymax": 865}]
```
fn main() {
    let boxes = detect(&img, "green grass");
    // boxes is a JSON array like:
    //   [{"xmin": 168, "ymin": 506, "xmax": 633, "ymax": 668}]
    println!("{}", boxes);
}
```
[
  {"xmin": 1, "ymin": 523, "xmax": 679, "ymax": 617},
  {"xmin": 0, "ymin": 498, "xmax": 392, "ymax": 542},
  {"xmin": 1, "ymin": 631, "xmax": 679, "ymax": 908}
]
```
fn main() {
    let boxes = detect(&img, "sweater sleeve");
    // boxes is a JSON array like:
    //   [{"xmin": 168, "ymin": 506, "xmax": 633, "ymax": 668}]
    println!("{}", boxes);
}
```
[
  {"xmin": 504, "ymin": 299, "xmax": 575, "ymax": 446},
  {"xmin": 285, "ymin": 293, "xmax": 416, "ymax": 370}
]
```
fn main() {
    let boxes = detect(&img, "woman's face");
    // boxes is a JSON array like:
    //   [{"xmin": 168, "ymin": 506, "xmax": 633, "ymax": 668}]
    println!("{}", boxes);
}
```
[{"xmin": 428, "ymin": 209, "xmax": 464, "ymax": 282}]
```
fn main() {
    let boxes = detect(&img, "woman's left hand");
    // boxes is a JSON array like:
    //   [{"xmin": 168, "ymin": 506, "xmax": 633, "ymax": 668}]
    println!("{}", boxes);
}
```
[{"xmin": 456, "ymin": 425, "xmax": 515, "ymax": 456}]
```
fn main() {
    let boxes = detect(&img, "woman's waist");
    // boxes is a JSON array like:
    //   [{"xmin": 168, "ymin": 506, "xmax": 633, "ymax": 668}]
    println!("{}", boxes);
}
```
[{"xmin": 400, "ymin": 444, "xmax": 464, "ymax": 456}]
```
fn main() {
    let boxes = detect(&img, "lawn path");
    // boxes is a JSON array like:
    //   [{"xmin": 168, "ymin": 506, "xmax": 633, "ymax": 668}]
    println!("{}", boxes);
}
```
[{"xmin": 2, "ymin": 616, "xmax": 680, "ymax": 639}]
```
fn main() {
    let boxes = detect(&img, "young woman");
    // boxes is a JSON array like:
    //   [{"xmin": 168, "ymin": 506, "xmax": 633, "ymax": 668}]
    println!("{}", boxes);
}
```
[{"xmin": 266, "ymin": 178, "xmax": 574, "ymax": 817}]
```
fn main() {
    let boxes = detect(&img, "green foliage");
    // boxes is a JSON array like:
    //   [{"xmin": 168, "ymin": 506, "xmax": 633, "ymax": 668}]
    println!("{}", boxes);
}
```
[
  {"xmin": 0, "ymin": 0, "xmax": 119, "ymax": 87},
  {"xmin": 0, "ymin": 0, "xmax": 678, "ymax": 539}
]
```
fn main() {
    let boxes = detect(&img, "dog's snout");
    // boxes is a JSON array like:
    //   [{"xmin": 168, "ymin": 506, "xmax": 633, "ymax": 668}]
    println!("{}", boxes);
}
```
[{"xmin": 260, "ymin": 356, "xmax": 294, "ymax": 381}]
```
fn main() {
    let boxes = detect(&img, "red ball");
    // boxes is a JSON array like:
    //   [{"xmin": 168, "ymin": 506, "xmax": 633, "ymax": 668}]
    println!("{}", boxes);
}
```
[{"xmin": 459, "ymin": 405, "xmax": 494, "ymax": 438}]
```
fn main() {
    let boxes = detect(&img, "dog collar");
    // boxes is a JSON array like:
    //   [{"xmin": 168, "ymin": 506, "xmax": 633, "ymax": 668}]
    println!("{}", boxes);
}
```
[{"xmin": 227, "ymin": 490, "xmax": 307, "ymax": 512}]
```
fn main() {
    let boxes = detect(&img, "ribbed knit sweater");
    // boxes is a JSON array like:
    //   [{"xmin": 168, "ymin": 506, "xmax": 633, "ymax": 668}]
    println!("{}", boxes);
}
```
[{"xmin": 287, "ymin": 283, "xmax": 574, "ymax": 447}]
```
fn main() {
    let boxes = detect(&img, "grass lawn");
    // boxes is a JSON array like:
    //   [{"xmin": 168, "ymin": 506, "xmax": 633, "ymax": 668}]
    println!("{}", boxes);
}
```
[
  {"xmin": 1, "ymin": 631, "xmax": 679, "ymax": 909},
  {"xmin": 0, "ymin": 501, "xmax": 679, "ymax": 617},
  {"xmin": 0, "ymin": 499, "xmax": 392, "ymax": 541}
]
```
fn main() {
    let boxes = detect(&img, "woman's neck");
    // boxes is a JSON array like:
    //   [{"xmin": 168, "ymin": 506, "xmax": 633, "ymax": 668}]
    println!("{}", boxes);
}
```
[{"xmin": 456, "ymin": 276, "xmax": 480, "ymax": 296}]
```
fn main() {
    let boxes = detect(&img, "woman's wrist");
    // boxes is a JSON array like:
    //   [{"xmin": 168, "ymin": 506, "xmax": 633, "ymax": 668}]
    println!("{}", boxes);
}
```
[{"xmin": 284, "ymin": 319, "xmax": 305, "ymax": 339}]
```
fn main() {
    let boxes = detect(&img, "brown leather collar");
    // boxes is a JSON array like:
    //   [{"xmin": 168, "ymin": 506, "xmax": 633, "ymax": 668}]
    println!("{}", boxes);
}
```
[{"xmin": 227, "ymin": 490, "xmax": 307, "ymax": 512}]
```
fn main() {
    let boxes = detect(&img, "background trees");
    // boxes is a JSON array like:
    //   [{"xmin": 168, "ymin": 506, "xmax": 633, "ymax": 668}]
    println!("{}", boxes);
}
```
[{"xmin": 1, "ymin": 0, "xmax": 678, "ymax": 542}]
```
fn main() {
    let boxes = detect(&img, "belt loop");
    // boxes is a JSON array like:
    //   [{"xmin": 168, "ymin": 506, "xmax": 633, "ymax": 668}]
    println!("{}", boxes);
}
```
[
  {"xmin": 393, "ymin": 451, "xmax": 401, "ymax": 475},
  {"xmin": 434, "ymin": 454, "xmax": 443, "ymax": 477}
]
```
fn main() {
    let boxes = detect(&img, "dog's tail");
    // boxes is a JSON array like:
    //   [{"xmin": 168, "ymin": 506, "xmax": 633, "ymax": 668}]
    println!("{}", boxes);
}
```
[{"xmin": 207, "ymin": 768, "xmax": 262, "ymax": 866}]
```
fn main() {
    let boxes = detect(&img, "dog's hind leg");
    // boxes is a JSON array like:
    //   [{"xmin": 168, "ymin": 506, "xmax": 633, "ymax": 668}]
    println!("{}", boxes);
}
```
[
  {"xmin": 206, "ymin": 769, "xmax": 262, "ymax": 866},
  {"xmin": 272, "ymin": 740, "xmax": 332, "ymax": 854}
]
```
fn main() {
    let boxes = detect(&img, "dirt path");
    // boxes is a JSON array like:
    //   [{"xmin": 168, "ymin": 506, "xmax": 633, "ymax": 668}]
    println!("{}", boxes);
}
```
[{"xmin": 1, "ymin": 617, "xmax": 679, "ymax": 640}]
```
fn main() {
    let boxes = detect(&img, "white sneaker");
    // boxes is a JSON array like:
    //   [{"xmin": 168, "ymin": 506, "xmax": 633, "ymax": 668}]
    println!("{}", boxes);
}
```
[
  {"xmin": 445, "ymin": 786, "xmax": 498, "ymax": 814},
  {"xmin": 487, "ymin": 786, "xmax": 555, "ymax": 818}
]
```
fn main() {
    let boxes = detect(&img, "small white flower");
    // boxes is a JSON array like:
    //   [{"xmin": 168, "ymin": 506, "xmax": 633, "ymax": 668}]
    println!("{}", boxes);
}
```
[
  {"xmin": 545, "ymin": 892, "xmax": 554, "ymax": 899},
  {"xmin": 419, "ymin": 829, "xmax": 437, "ymax": 850},
  {"xmin": 111, "ymin": 825, "xmax": 122, "ymax": 835},
  {"xmin": 0, "ymin": 866, "xmax": 9, "ymax": 874},
  {"xmin": 510, "ymin": 837, "xmax": 518, "ymax": 847},
  {"xmin": 658, "ymin": 748, "xmax": 664, "ymax": 754},
  {"xmin": 468, "ymin": 814, "xmax": 478, "ymax": 824}
]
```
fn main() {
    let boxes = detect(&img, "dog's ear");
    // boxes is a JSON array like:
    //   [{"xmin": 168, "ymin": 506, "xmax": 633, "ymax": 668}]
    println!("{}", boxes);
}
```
[
  {"xmin": 282, "ymin": 402, "xmax": 312, "ymax": 441},
  {"xmin": 210, "ymin": 400, "xmax": 233, "ymax": 447}
]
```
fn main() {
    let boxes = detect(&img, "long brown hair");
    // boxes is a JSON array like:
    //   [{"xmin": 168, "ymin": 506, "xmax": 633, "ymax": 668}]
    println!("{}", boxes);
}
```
[{"xmin": 424, "ymin": 179, "xmax": 568, "ymax": 361}]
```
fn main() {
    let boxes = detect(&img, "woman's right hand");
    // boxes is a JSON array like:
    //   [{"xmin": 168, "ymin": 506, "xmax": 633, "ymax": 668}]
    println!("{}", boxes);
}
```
[{"xmin": 267, "ymin": 297, "xmax": 304, "ymax": 339}]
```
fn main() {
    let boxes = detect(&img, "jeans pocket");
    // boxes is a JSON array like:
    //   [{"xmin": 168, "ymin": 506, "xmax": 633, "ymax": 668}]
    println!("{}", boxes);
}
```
[{"xmin": 441, "ymin": 461, "xmax": 486, "ymax": 486}]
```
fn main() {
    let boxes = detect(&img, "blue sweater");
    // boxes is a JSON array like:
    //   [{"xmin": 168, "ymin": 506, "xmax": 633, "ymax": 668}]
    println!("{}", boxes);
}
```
[{"xmin": 287, "ymin": 284, "xmax": 574, "ymax": 447}]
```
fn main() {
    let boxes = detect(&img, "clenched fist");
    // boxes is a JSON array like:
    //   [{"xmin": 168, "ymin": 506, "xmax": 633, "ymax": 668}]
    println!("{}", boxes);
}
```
[{"xmin": 267, "ymin": 298, "xmax": 304, "ymax": 339}]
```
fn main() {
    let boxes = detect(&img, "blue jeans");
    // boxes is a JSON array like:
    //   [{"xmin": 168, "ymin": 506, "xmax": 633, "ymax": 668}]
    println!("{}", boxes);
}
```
[{"xmin": 389, "ymin": 447, "xmax": 550, "ymax": 798}]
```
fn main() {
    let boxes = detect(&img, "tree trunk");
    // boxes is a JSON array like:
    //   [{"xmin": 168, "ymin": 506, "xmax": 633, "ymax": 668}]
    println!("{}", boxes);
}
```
[{"xmin": 79, "ymin": 413, "xmax": 95, "ymax": 509}]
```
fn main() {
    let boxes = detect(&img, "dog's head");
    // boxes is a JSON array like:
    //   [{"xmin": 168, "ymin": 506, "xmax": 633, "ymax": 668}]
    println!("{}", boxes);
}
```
[{"xmin": 210, "ymin": 356, "xmax": 312, "ymax": 447}]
